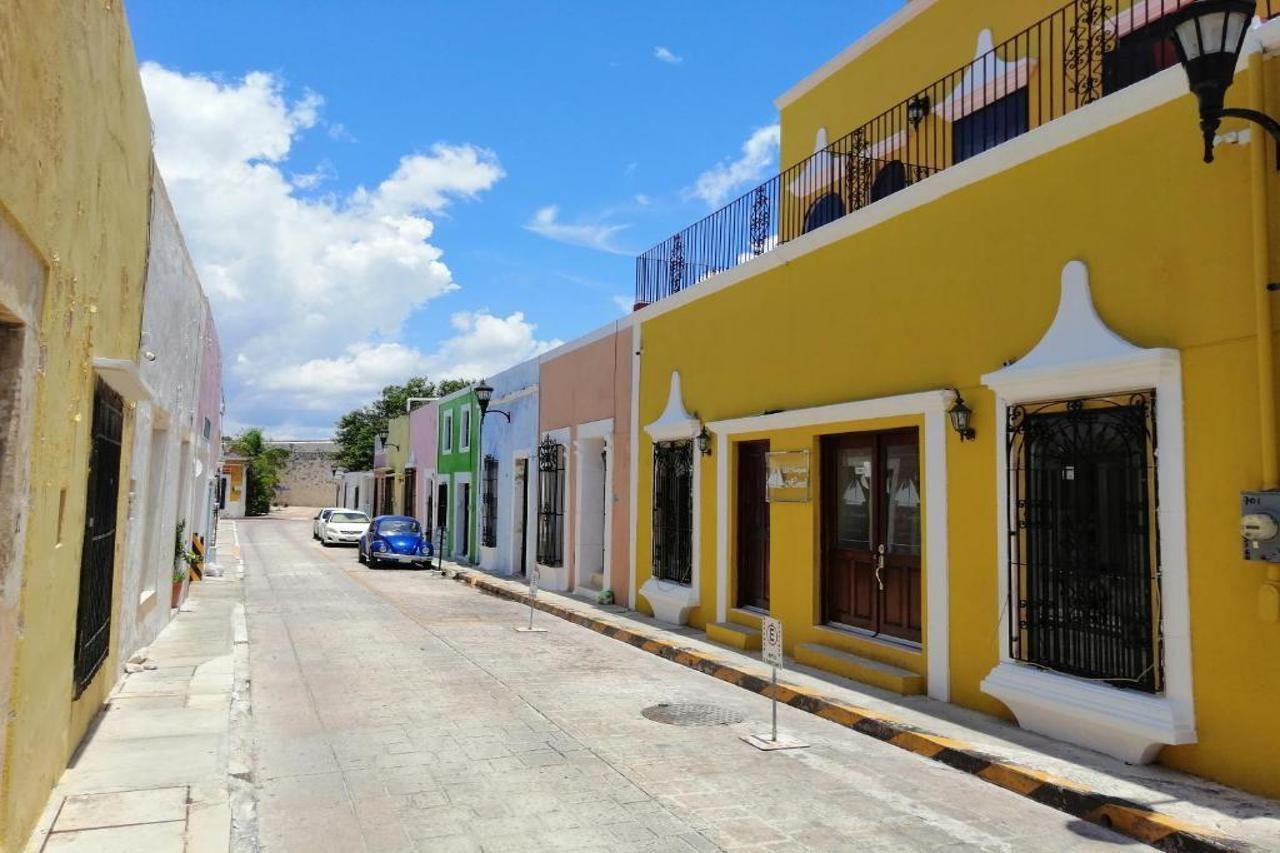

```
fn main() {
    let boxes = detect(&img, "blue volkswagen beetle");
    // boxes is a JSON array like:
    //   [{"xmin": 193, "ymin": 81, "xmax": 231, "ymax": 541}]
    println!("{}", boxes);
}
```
[{"xmin": 357, "ymin": 515, "xmax": 433, "ymax": 568}]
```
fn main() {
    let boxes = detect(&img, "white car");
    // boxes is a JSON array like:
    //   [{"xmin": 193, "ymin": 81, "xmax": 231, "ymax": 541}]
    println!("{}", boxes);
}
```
[
  {"xmin": 312, "ymin": 508, "xmax": 343, "ymax": 539},
  {"xmin": 319, "ymin": 510, "xmax": 371, "ymax": 546}
]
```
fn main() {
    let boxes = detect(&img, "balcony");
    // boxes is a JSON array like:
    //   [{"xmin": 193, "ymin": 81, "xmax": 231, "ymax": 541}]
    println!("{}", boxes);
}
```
[{"xmin": 636, "ymin": 0, "xmax": 1280, "ymax": 307}]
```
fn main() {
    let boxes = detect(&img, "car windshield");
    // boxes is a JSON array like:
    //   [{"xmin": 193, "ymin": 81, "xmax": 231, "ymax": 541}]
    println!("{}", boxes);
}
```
[
  {"xmin": 330, "ymin": 512, "xmax": 367, "ymax": 523},
  {"xmin": 378, "ymin": 520, "xmax": 420, "ymax": 534}
]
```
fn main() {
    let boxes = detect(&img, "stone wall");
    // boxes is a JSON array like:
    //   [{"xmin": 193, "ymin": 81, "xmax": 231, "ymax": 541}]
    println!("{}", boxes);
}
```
[{"xmin": 271, "ymin": 440, "xmax": 339, "ymax": 508}]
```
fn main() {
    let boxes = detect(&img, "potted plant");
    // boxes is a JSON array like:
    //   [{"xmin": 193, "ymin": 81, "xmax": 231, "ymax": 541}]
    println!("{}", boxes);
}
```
[{"xmin": 172, "ymin": 520, "xmax": 194, "ymax": 608}]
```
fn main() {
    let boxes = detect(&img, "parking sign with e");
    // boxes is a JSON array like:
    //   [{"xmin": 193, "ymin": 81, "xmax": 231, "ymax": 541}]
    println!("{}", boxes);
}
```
[{"xmin": 762, "ymin": 617, "xmax": 783, "ymax": 667}]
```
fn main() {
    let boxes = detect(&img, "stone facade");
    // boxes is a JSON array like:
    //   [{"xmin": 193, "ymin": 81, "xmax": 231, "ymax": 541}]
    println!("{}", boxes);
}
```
[{"xmin": 271, "ymin": 440, "xmax": 340, "ymax": 508}]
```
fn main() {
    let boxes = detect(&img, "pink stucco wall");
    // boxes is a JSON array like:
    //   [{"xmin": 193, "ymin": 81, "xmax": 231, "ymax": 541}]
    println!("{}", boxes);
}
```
[
  {"xmin": 408, "ymin": 400, "xmax": 438, "ymax": 525},
  {"xmin": 538, "ymin": 325, "xmax": 632, "ymax": 596}
]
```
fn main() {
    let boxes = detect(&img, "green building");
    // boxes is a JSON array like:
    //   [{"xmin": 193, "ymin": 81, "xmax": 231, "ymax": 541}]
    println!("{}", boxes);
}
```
[{"xmin": 436, "ymin": 385, "xmax": 480, "ymax": 562}]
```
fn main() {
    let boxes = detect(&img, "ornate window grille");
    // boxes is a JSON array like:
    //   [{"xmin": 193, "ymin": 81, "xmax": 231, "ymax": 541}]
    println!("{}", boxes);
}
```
[
  {"xmin": 537, "ymin": 436, "xmax": 565, "ymax": 566},
  {"xmin": 74, "ymin": 378, "xmax": 124, "ymax": 695},
  {"xmin": 482, "ymin": 455, "xmax": 498, "ymax": 548},
  {"xmin": 1007, "ymin": 391, "xmax": 1162, "ymax": 693},
  {"xmin": 652, "ymin": 440, "xmax": 694, "ymax": 585}
]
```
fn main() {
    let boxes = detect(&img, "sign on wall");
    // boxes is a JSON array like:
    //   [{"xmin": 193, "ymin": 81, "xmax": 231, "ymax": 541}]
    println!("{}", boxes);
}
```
[{"xmin": 765, "ymin": 450, "xmax": 810, "ymax": 503}]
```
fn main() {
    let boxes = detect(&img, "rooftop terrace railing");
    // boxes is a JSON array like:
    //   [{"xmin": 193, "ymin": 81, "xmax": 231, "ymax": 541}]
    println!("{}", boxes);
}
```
[{"xmin": 635, "ymin": 0, "xmax": 1280, "ymax": 307}]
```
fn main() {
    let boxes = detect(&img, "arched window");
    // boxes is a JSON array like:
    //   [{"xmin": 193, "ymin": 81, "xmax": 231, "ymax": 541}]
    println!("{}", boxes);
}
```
[
  {"xmin": 870, "ymin": 160, "xmax": 908, "ymax": 202},
  {"xmin": 802, "ymin": 193, "xmax": 845, "ymax": 234}
]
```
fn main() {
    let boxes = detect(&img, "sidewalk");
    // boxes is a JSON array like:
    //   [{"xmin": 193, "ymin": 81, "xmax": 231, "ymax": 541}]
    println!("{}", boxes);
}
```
[
  {"xmin": 23, "ymin": 522, "xmax": 251, "ymax": 853},
  {"xmin": 440, "ymin": 560, "xmax": 1280, "ymax": 852}
]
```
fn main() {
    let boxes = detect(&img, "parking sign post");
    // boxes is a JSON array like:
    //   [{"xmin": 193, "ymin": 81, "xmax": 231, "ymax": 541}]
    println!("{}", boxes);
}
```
[
  {"xmin": 742, "ymin": 617, "xmax": 807, "ymax": 751},
  {"xmin": 515, "ymin": 565, "xmax": 547, "ymax": 633}
]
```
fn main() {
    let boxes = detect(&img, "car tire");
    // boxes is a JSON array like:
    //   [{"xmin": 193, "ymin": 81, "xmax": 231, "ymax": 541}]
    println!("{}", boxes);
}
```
[{"xmin": 358, "ymin": 548, "xmax": 366, "ymax": 565}]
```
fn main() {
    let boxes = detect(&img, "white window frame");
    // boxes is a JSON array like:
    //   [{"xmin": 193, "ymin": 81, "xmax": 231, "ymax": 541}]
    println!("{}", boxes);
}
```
[
  {"xmin": 442, "ymin": 411, "xmax": 453, "ymax": 454},
  {"xmin": 460, "ymin": 407, "xmax": 471, "ymax": 452},
  {"xmin": 980, "ymin": 260, "xmax": 1195, "ymax": 764}
]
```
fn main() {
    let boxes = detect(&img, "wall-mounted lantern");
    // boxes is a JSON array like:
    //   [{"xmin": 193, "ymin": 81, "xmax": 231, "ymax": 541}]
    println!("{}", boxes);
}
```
[
  {"xmin": 948, "ymin": 390, "xmax": 976, "ymax": 442},
  {"xmin": 696, "ymin": 425, "xmax": 713, "ymax": 456},
  {"xmin": 907, "ymin": 95, "xmax": 932, "ymax": 130},
  {"xmin": 1169, "ymin": 0, "xmax": 1280, "ymax": 165},
  {"xmin": 473, "ymin": 379, "xmax": 510, "ymax": 422}
]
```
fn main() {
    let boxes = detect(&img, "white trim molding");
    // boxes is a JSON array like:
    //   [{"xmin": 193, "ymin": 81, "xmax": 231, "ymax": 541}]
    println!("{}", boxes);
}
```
[
  {"xmin": 93, "ymin": 357, "xmax": 154, "ymax": 403},
  {"xmin": 640, "ymin": 372, "xmax": 703, "ymax": 625},
  {"xmin": 707, "ymin": 388, "xmax": 952, "ymax": 701},
  {"xmin": 980, "ymin": 259, "xmax": 1195, "ymax": 764},
  {"xmin": 628, "ymin": 324, "xmax": 641, "ymax": 609},
  {"xmin": 572, "ymin": 419, "xmax": 614, "ymax": 598}
]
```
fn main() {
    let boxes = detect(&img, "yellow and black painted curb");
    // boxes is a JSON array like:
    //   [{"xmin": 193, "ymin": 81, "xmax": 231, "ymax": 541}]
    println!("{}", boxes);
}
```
[{"xmin": 450, "ymin": 569, "xmax": 1252, "ymax": 853}]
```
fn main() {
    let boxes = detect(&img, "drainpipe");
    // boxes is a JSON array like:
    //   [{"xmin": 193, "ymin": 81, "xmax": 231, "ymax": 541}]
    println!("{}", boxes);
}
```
[{"xmin": 1245, "ymin": 48, "xmax": 1280, "ymax": 618}]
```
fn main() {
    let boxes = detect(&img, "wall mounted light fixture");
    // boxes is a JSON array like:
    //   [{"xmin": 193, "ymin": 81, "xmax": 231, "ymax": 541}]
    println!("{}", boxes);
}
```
[
  {"xmin": 948, "ymin": 390, "xmax": 976, "ymax": 442},
  {"xmin": 907, "ymin": 94, "xmax": 932, "ymax": 129},
  {"xmin": 696, "ymin": 425, "xmax": 712, "ymax": 456},
  {"xmin": 1170, "ymin": 0, "xmax": 1280, "ymax": 165}
]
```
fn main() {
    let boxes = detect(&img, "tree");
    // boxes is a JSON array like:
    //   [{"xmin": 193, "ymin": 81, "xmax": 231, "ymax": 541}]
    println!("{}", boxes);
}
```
[
  {"xmin": 227, "ymin": 428, "xmax": 290, "ymax": 516},
  {"xmin": 333, "ymin": 377, "xmax": 471, "ymax": 472}
]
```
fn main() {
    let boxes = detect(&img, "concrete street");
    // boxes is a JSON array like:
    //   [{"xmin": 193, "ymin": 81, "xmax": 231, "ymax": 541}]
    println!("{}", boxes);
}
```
[{"xmin": 241, "ymin": 513, "xmax": 1137, "ymax": 852}]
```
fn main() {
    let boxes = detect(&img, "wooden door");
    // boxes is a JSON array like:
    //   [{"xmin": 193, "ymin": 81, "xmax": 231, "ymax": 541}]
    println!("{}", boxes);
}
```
[
  {"xmin": 736, "ymin": 441, "xmax": 770, "ymax": 610},
  {"xmin": 822, "ymin": 429, "xmax": 921, "ymax": 642}
]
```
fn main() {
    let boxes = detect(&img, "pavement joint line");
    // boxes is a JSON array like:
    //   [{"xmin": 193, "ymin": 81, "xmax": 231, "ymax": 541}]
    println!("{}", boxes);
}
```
[{"xmin": 447, "ymin": 566, "xmax": 1255, "ymax": 853}]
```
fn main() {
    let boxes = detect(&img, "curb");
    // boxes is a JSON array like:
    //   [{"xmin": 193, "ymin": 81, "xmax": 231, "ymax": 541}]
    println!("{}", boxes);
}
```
[{"xmin": 450, "ymin": 569, "xmax": 1251, "ymax": 853}]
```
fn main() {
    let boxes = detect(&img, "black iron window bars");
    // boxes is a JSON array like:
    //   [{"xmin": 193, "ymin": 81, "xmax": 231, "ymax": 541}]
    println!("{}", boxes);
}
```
[
  {"xmin": 652, "ymin": 440, "xmax": 694, "ymax": 586},
  {"xmin": 1007, "ymin": 391, "xmax": 1162, "ymax": 693},
  {"xmin": 537, "ymin": 436, "xmax": 565, "ymax": 567},
  {"xmin": 482, "ymin": 455, "xmax": 498, "ymax": 549}
]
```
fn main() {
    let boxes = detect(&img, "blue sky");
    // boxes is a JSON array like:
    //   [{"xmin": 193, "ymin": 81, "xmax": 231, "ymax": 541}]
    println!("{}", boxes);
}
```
[{"xmin": 127, "ymin": 0, "xmax": 901, "ymax": 437}]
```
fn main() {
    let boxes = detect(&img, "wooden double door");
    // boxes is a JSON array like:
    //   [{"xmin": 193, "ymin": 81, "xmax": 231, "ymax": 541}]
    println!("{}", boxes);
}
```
[{"xmin": 821, "ymin": 429, "xmax": 922, "ymax": 643}]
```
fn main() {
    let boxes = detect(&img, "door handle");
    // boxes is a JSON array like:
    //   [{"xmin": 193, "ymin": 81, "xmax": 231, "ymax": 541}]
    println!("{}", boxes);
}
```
[{"xmin": 875, "ymin": 544, "xmax": 885, "ymax": 591}]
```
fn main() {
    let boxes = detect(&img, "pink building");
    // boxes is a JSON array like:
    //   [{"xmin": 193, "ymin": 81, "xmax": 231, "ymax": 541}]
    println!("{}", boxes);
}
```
[
  {"xmin": 536, "ymin": 322, "xmax": 633, "ymax": 601},
  {"xmin": 408, "ymin": 399, "xmax": 439, "ymax": 531}
]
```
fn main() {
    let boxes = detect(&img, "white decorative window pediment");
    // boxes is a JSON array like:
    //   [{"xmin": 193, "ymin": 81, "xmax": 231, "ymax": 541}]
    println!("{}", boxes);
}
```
[{"xmin": 645, "ymin": 371, "xmax": 701, "ymax": 443}]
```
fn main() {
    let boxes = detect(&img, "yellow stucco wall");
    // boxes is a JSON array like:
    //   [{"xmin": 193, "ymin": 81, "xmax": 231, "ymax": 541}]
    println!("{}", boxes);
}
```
[
  {"xmin": 781, "ymin": 0, "xmax": 1082, "ymax": 169},
  {"xmin": 638, "ymin": 54, "xmax": 1280, "ymax": 797},
  {"xmin": 0, "ymin": 1, "xmax": 154, "ymax": 847},
  {"xmin": 388, "ymin": 414, "xmax": 410, "ymax": 515}
]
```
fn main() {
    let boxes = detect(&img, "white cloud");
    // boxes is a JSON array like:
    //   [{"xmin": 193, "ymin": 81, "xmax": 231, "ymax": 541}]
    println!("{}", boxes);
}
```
[
  {"xmin": 653, "ymin": 46, "xmax": 683, "ymax": 64},
  {"xmin": 689, "ymin": 124, "xmax": 780, "ymax": 208},
  {"xmin": 612, "ymin": 295, "xmax": 634, "ymax": 314},
  {"xmin": 250, "ymin": 312, "xmax": 561, "ymax": 412},
  {"xmin": 140, "ymin": 63, "xmax": 530, "ymax": 434},
  {"xmin": 634, "ymin": 193, "xmax": 651, "ymax": 206},
  {"xmin": 524, "ymin": 205, "xmax": 630, "ymax": 255}
]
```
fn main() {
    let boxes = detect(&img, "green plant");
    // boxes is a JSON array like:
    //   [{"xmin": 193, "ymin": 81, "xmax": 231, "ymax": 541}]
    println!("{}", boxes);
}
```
[{"xmin": 173, "ymin": 520, "xmax": 198, "ymax": 582}]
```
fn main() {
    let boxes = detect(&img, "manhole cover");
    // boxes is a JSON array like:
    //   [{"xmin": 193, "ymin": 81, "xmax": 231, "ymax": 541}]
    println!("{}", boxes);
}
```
[{"xmin": 641, "ymin": 703, "xmax": 745, "ymax": 727}]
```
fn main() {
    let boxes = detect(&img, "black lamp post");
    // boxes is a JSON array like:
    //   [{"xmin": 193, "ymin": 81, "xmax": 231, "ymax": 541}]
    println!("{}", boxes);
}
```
[{"xmin": 1169, "ymin": 0, "xmax": 1280, "ymax": 165}]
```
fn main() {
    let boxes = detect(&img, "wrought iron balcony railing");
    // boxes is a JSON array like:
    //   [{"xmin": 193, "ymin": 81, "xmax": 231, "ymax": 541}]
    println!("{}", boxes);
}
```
[{"xmin": 636, "ymin": 0, "xmax": 1280, "ymax": 306}]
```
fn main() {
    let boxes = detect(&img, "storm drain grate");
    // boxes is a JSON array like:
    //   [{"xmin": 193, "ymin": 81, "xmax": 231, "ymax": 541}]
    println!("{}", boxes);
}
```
[{"xmin": 641, "ymin": 703, "xmax": 744, "ymax": 727}]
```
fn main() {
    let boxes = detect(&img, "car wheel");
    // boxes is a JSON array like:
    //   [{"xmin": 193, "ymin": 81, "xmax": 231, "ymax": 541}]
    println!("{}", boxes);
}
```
[{"xmin": 357, "ymin": 548, "xmax": 366, "ymax": 565}]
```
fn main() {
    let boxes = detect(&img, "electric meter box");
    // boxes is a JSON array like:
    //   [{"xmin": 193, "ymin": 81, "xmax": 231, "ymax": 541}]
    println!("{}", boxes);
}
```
[{"xmin": 1241, "ymin": 491, "xmax": 1280, "ymax": 562}]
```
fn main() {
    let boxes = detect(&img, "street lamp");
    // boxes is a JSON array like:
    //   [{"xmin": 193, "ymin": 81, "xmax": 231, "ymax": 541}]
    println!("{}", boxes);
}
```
[
  {"xmin": 473, "ymin": 379, "xmax": 510, "ymax": 423},
  {"xmin": 1168, "ymin": 0, "xmax": 1280, "ymax": 165}
]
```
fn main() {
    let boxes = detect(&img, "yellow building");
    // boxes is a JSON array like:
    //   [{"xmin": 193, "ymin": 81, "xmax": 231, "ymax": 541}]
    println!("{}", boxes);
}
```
[
  {"xmin": 0, "ymin": 2, "xmax": 157, "ymax": 846},
  {"xmin": 633, "ymin": 0, "xmax": 1280, "ymax": 798}
]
